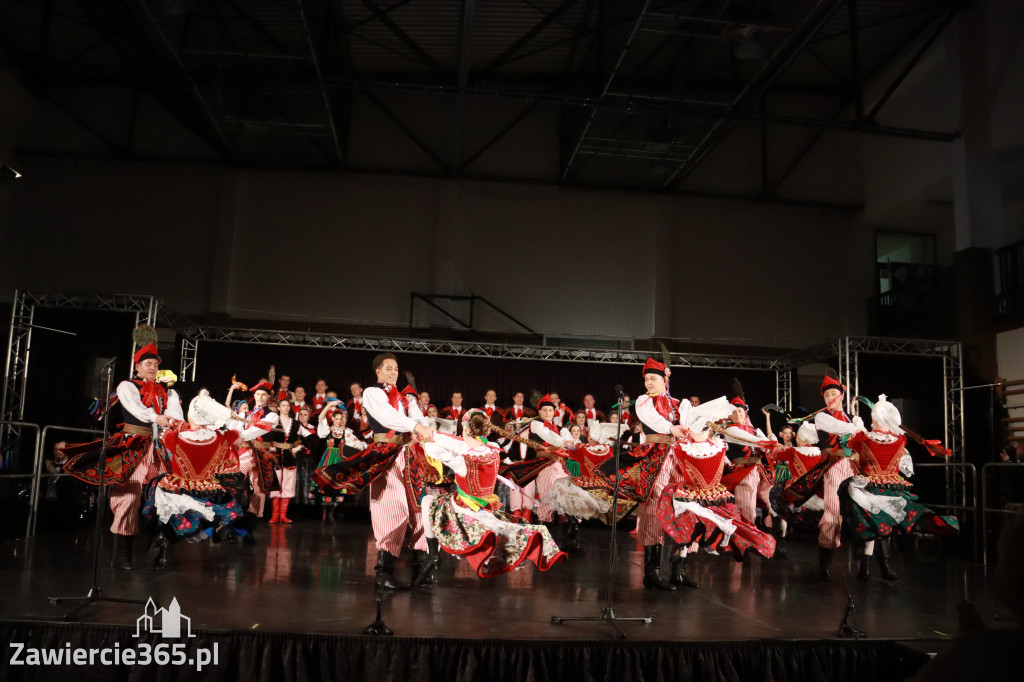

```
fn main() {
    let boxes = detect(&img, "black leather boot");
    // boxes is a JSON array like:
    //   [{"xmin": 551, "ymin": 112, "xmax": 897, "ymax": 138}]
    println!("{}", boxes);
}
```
[
  {"xmin": 413, "ymin": 538, "xmax": 439, "ymax": 587},
  {"xmin": 875, "ymin": 540, "xmax": 899, "ymax": 581},
  {"xmin": 564, "ymin": 517, "xmax": 585, "ymax": 554},
  {"xmin": 857, "ymin": 553, "xmax": 870, "ymax": 582},
  {"xmin": 374, "ymin": 550, "xmax": 410, "ymax": 591},
  {"xmin": 114, "ymin": 534, "xmax": 134, "ymax": 570},
  {"xmin": 152, "ymin": 533, "xmax": 169, "ymax": 570},
  {"xmin": 818, "ymin": 547, "xmax": 833, "ymax": 581},
  {"xmin": 642, "ymin": 545, "xmax": 676, "ymax": 590},
  {"xmin": 771, "ymin": 523, "xmax": 787, "ymax": 559},
  {"xmin": 670, "ymin": 555, "xmax": 700, "ymax": 589}
]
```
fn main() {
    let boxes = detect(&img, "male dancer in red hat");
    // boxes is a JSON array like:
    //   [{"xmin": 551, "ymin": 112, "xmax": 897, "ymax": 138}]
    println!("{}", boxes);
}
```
[
  {"xmin": 60, "ymin": 342, "xmax": 183, "ymax": 569},
  {"xmin": 806, "ymin": 370, "xmax": 863, "ymax": 579},
  {"xmin": 633, "ymin": 358, "xmax": 691, "ymax": 589}
]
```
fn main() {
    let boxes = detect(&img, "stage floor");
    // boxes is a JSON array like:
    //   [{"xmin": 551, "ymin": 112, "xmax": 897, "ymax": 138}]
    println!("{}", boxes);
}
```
[{"xmin": 0, "ymin": 513, "xmax": 1003, "ymax": 643}]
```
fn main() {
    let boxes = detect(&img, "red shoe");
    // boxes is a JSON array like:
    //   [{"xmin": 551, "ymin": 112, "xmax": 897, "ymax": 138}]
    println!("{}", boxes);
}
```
[
  {"xmin": 511, "ymin": 509, "xmax": 523, "ymax": 521},
  {"xmin": 269, "ymin": 497, "xmax": 281, "ymax": 524},
  {"xmin": 280, "ymin": 498, "xmax": 293, "ymax": 524},
  {"xmin": 522, "ymin": 509, "xmax": 532, "ymax": 523}
]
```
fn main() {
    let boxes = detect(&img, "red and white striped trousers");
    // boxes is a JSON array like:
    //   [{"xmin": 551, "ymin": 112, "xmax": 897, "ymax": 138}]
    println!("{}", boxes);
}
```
[
  {"xmin": 732, "ymin": 467, "xmax": 761, "ymax": 525},
  {"xmin": 636, "ymin": 450, "xmax": 683, "ymax": 547},
  {"xmin": 757, "ymin": 473, "xmax": 774, "ymax": 527},
  {"xmin": 534, "ymin": 462, "xmax": 570, "ymax": 522},
  {"xmin": 369, "ymin": 448, "xmax": 426, "ymax": 555},
  {"xmin": 108, "ymin": 445, "xmax": 160, "ymax": 536},
  {"xmin": 509, "ymin": 481, "xmax": 537, "ymax": 512},
  {"xmin": 818, "ymin": 457, "xmax": 856, "ymax": 549},
  {"xmin": 238, "ymin": 448, "xmax": 266, "ymax": 516}
]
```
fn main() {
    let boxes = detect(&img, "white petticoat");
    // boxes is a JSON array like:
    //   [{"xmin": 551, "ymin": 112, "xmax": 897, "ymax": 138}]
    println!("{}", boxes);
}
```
[
  {"xmin": 154, "ymin": 486, "xmax": 216, "ymax": 526},
  {"xmin": 847, "ymin": 476, "xmax": 908, "ymax": 522},
  {"xmin": 541, "ymin": 477, "xmax": 612, "ymax": 519},
  {"xmin": 670, "ymin": 499, "xmax": 737, "ymax": 547}
]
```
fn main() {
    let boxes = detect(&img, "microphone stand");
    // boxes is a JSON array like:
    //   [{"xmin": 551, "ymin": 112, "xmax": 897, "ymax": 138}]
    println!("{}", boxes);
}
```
[
  {"xmin": 552, "ymin": 386, "xmax": 652, "ymax": 639},
  {"xmin": 50, "ymin": 359, "xmax": 149, "ymax": 620},
  {"xmin": 837, "ymin": 573, "xmax": 865, "ymax": 638},
  {"xmin": 362, "ymin": 581, "xmax": 394, "ymax": 636}
]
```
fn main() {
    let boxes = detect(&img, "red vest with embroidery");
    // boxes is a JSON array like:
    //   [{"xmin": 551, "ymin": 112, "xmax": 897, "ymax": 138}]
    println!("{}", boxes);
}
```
[
  {"xmin": 454, "ymin": 447, "xmax": 500, "ymax": 498},
  {"xmin": 673, "ymin": 439, "xmax": 728, "ymax": 489},
  {"xmin": 848, "ymin": 432, "xmax": 908, "ymax": 484}
]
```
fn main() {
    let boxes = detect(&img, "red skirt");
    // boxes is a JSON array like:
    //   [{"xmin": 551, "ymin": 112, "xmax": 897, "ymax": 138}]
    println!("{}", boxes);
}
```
[{"xmin": 656, "ymin": 482, "xmax": 776, "ymax": 561}]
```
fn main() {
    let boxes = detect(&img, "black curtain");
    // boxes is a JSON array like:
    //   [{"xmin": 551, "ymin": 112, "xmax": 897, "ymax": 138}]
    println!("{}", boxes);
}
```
[
  {"xmin": 0, "ymin": 620, "xmax": 931, "ymax": 682},
  {"xmin": 189, "ymin": 342, "xmax": 779, "ymax": 417}
]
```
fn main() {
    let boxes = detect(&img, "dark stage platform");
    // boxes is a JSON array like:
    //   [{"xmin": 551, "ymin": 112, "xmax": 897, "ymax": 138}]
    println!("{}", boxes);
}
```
[{"xmin": 0, "ymin": 514, "xmax": 1005, "ymax": 681}]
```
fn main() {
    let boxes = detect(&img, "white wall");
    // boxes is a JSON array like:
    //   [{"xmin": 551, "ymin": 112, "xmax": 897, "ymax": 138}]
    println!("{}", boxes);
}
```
[{"xmin": 1, "ymin": 155, "xmax": 869, "ymax": 343}]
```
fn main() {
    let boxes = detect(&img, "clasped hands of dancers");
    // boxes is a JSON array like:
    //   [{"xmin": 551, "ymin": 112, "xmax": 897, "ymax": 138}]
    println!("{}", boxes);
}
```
[{"xmin": 57, "ymin": 327, "xmax": 958, "ymax": 594}]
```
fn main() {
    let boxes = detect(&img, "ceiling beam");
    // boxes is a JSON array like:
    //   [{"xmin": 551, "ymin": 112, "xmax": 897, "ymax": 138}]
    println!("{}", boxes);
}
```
[
  {"xmin": 479, "ymin": 0, "xmax": 581, "ymax": 78},
  {"xmin": 359, "ymin": 0, "xmax": 445, "ymax": 76},
  {"xmin": 659, "ymin": 0, "xmax": 848, "ymax": 190},
  {"xmin": 561, "ymin": 0, "xmax": 651, "ymax": 180},
  {"xmin": 297, "ymin": 0, "xmax": 344, "ymax": 167},
  {"xmin": 124, "ymin": 0, "xmax": 237, "ymax": 162}
]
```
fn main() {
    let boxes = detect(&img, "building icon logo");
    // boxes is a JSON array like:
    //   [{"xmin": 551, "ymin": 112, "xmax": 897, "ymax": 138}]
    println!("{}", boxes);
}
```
[{"xmin": 134, "ymin": 597, "xmax": 195, "ymax": 638}]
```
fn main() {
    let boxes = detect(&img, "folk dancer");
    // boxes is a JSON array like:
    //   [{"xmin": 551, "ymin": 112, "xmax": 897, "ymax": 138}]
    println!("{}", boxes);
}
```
[
  {"xmin": 229, "ymin": 380, "xmax": 279, "ymax": 526},
  {"xmin": 140, "ymin": 391, "xmax": 247, "ymax": 567},
  {"xmin": 418, "ymin": 410, "xmax": 568, "ymax": 581},
  {"xmin": 656, "ymin": 412, "xmax": 777, "ymax": 582},
  {"xmin": 840, "ymin": 394, "xmax": 958, "ymax": 582},
  {"xmin": 59, "ymin": 341, "xmax": 184, "ymax": 569},
  {"xmin": 311, "ymin": 400, "xmax": 366, "ymax": 524},
  {"xmin": 311, "ymin": 353, "xmax": 434, "ymax": 590}
]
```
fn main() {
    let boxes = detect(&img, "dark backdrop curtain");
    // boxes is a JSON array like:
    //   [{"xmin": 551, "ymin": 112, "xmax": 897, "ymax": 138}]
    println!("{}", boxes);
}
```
[
  {"xmin": 189, "ymin": 342, "xmax": 779, "ymax": 419},
  {"xmin": 0, "ymin": 620, "xmax": 931, "ymax": 682}
]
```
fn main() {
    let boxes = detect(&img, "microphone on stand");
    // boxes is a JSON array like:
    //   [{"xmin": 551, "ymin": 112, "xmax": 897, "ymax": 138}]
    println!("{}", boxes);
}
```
[{"xmin": 614, "ymin": 384, "xmax": 624, "ymax": 397}]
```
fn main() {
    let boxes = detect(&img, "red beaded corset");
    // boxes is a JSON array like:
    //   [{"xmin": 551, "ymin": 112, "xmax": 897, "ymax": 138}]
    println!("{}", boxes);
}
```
[
  {"xmin": 849, "ymin": 431, "xmax": 908, "ymax": 486},
  {"xmin": 566, "ymin": 444, "xmax": 613, "ymax": 475},
  {"xmin": 454, "ymin": 447, "xmax": 501, "ymax": 498},
  {"xmin": 160, "ymin": 428, "xmax": 235, "ymax": 492},
  {"xmin": 783, "ymin": 446, "xmax": 824, "ymax": 479},
  {"xmin": 673, "ymin": 438, "xmax": 728, "ymax": 490}
]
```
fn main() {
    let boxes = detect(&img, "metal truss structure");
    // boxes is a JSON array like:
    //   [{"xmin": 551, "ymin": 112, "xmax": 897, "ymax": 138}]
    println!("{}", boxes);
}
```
[{"xmin": 2, "ymin": 291, "xmax": 160, "ymax": 455}]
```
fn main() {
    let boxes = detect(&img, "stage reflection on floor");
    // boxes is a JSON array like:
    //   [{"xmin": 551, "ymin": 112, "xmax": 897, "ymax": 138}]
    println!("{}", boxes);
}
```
[{"xmin": 0, "ymin": 515, "xmax": 1003, "ymax": 642}]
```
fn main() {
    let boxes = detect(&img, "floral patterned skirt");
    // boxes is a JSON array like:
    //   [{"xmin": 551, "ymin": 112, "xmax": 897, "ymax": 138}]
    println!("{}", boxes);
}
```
[
  {"xmin": 656, "ymin": 482, "xmax": 776, "ymax": 561},
  {"xmin": 428, "ymin": 493, "xmax": 568, "ymax": 578},
  {"xmin": 309, "ymin": 446, "xmax": 347, "ymax": 504},
  {"xmin": 573, "ymin": 442, "xmax": 669, "ymax": 504},
  {"xmin": 141, "ymin": 474, "xmax": 244, "ymax": 540},
  {"xmin": 840, "ymin": 480, "xmax": 959, "ymax": 541}
]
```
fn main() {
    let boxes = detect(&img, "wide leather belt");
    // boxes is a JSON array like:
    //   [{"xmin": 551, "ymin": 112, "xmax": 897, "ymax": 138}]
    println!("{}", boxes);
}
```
[
  {"xmin": 373, "ymin": 433, "xmax": 412, "ymax": 445},
  {"xmin": 644, "ymin": 434, "xmax": 672, "ymax": 444},
  {"xmin": 249, "ymin": 440, "xmax": 269, "ymax": 451},
  {"xmin": 122, "ymin": 424, "xmax": 154, "ymax": 437}
]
